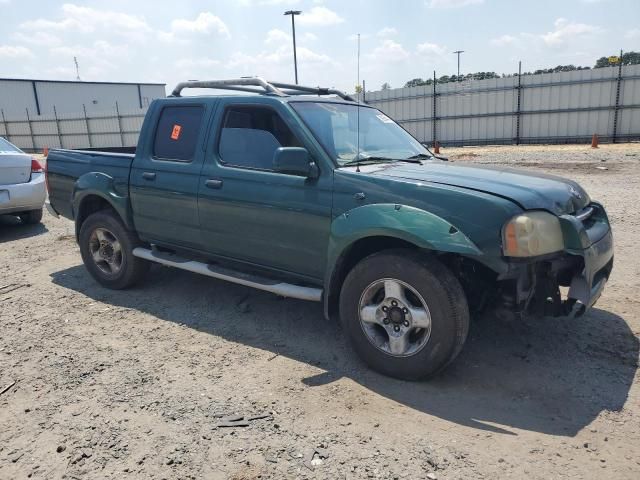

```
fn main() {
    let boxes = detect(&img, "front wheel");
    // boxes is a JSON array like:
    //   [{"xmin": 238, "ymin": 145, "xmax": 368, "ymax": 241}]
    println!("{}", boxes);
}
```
[
  {"xmin": 79, "ymin": 210, "xmax": 149, "ymax": 289},
  {"xmin": 339, "ymin": 250, "xmax": 469, "ymax": 380}
]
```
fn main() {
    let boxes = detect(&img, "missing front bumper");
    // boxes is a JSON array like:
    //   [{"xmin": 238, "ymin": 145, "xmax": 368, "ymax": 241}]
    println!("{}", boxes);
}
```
[{"xmin": 495, "ymin": 229, "xmax": 614, "ymax": 319}]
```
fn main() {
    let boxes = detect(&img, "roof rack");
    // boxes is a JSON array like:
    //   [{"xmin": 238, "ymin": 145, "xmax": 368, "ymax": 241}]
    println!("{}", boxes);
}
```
[{"xmin": 169, "ymin": 77, "xmax": 357, "ymax": 102}]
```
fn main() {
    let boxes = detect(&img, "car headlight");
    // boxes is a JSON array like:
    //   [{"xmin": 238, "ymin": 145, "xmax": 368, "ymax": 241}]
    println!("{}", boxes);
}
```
[{"xmin": 502, "ymin": 211, "xmax": 564, "ymax": 257}]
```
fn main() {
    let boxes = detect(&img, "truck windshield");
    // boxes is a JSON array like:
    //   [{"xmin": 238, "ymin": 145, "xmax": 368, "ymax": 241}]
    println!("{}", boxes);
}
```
[{"xmin": 290, "ymin": 102, "xmax": 430, "ymax": 166}]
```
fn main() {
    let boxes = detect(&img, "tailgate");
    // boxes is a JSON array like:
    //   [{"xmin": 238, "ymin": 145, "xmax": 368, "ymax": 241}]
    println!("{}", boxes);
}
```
[{"xmin": 0, "ymin": 152, "xmax": 32, "ymax": 185}]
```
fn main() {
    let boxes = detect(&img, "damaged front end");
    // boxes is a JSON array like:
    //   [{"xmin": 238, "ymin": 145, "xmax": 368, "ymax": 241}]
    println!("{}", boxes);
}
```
[{"xmin": 494, "ymin": 203, "xmax": 614, "ymax": 320}]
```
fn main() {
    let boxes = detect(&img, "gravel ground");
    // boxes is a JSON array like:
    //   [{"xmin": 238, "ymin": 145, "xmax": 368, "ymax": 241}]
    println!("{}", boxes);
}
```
[{"xmin": 1, "ymin": 143, "xmax": 639, "ymax": 479}]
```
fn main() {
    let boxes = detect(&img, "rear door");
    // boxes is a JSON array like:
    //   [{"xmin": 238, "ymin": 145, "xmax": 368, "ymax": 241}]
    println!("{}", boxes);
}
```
[
  {"xmin": 0, "ymin": 137, "xmax": 31, "ymax": 185},
  {"xmin": 197, "ymin": 98, "xmax": 333, "ymax": 281},
  {"xmin": 130, "ymin": 100, "xmax": 213, "ymax": 250}
]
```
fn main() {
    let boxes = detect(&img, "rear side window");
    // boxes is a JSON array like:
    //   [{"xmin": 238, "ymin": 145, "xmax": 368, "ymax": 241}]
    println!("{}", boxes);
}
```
[
  {"xmin": 153, "ymin": 105, "xmax": 204, "ymax": 161},
  {"xmin": 0, "ymin": 137, "xmax": 22, "ymax": 153}
]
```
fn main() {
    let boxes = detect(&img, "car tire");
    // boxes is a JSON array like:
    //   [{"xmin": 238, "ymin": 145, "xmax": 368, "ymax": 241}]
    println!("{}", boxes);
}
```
[
  {"xmin": 79, "ymin": 210, "xmax": 149, "ymax": 290},
  {"xmin": 19, "ymin": 208, "xmax": 43, "ymax": 225},
  {"xmin": 339, "ymin": 249, "xmax": 469, "ymax": 380}
]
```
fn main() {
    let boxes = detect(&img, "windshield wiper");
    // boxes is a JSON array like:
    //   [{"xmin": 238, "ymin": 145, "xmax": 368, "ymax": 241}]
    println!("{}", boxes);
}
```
[
  {"xmin": 340, "ymin": 156, "xmax": 395, "ymax": 167},
  {"xmin": 416, "ymin": 146, "xmax": 449, "ymax": 161},
  {"xmin": 340, "ymin": 156, "xmax": 422, "ymax": 168},
  {"xmin": 406, "ymin": 153, "xmax": 433, "ymax": 160}
]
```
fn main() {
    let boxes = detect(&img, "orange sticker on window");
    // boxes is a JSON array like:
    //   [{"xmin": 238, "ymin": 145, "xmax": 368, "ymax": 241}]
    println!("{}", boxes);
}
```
[{"xmin": 171, "ymin": 124, "xmax": 182, "ymax": 140}]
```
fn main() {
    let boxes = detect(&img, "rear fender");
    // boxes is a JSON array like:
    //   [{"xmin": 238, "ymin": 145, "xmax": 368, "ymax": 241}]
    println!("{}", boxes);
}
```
[{"xmin": 72, "ymin": 172, "xmax": 134, "ymax": 231}]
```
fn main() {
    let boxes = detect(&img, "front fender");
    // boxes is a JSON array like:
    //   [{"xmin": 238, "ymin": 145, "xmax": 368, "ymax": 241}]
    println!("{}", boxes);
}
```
[
  {"xmin": 323, "ymin": 203, "xmax": 482, "ymax": 319},
  {"xmin": 72, "ymin": 172, "xmax": 134, "ymax": 230},
  {"xmin": 329, "ymin": 203, "xmax": 481, "ymax": 262}
]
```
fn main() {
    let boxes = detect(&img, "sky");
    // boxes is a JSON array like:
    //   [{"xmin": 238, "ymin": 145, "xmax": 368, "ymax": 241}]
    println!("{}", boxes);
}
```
[{"xmin": 0, "ymin": 0, "xmax": 639, "ymax": 95}]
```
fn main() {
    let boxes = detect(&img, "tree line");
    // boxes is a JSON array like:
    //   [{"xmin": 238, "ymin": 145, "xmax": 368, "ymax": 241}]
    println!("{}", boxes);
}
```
[{"xmin": 376, "ymin": 51, "xmax": 640, "ymax": 90}]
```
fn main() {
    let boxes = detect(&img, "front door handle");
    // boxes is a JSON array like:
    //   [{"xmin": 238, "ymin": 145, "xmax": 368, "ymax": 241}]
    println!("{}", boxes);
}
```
[
  {"xmin": 142, "ymin": 172, "xmax": 156, "ymax": 180},
  {"xmin": 205, "ymin": 178, "xmax": 223, "ymax": 189}
]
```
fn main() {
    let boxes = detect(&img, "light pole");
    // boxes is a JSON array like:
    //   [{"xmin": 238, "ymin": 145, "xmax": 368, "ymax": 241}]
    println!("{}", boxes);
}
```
[
  {"xmin": 453, "ymin": 50, "xmax": 464, "ymax": 80},
  {"xmin": 284, "ymin": 10, "xmax": 301, "ymax": 84}
]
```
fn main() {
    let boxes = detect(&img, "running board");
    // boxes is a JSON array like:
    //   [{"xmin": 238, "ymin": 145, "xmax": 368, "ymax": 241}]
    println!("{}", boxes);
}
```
[{"xmin": 132, "ymin": 247, "xmax": 322, "ymax": 302}]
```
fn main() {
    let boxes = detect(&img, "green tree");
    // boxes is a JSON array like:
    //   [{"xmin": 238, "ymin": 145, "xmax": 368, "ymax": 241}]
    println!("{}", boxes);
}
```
[
  {"xmin": 595, "ymin": 51, "xmax": 640, "ymax": 68},
  {"xmin": 400, "ymin": 51, "xmax": 640, "ymax": 89},
  {"xmin": 404, "ymin": 78, "xmax": 427, "ymax": 88},
  {"xmin": 623, "ymin": 51, "xmax": 640, "ymax": 65},
  {"xmin": 381, "ymin": 82, "xmax": 391, "ymax": 90}
]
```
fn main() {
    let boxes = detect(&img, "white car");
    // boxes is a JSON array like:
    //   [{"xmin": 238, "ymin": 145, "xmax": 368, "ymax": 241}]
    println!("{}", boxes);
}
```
[{"xmin": 0, "ymin": 137, "xmax": 46, "ymax": 224}]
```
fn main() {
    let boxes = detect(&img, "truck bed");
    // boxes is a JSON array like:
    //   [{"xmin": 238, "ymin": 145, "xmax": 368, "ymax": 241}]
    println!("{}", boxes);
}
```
[{"xmin": 46, "ymin": 148, "xmax": 135, "ymax": 221}]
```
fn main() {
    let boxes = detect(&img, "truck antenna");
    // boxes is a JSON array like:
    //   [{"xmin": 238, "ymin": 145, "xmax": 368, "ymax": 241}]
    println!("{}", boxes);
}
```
[{"xmin": 356, "ymin": 33, "xmax": 361, "ymax": 172}]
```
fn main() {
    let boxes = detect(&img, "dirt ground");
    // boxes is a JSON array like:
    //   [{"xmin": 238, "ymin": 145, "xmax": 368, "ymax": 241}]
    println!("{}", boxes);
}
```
[{"xmin": 1, "ymin": 143, "xmax": 639, "ymax": 479}]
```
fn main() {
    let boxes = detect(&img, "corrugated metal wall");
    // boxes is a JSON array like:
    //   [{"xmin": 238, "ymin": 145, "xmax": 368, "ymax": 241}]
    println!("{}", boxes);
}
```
[
  {"xmin": 0, "ymin": 79, "xmax": 165, "ymax": 116},
  {"xmin": 0, "ymin": 79, "xmax": 166, "ymax": 150},
  {"xmin": 0, "ymin": 106, "xmax": 149, "ymax": 151},
  {"xmin": 363, "ymin": 64, "xmax": 640, "ymax": 146}
]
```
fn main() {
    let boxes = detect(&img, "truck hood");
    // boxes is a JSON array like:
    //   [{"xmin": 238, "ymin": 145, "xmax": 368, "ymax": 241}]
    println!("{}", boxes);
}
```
[{"xmin": 370, "ymin": 161, "xmax": 590, "ymax": 215}]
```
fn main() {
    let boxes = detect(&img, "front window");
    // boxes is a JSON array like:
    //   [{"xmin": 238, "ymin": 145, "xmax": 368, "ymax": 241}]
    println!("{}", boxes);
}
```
[
  {"xmin": 218, "ymin": 105, "xmax": 302, "ymax": 170},
  {"xmin": 290, "ymin": 102, "xmax": 429, "ymax": 166}
]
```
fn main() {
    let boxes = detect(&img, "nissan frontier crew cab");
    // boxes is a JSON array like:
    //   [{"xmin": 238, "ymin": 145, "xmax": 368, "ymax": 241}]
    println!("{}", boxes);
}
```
[{"xmin": 45, "ymin": 78, "xmax": 614, "ymax": 380}]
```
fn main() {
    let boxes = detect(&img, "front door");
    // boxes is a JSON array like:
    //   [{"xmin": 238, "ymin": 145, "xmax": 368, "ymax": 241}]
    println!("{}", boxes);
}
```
[
  {"xmin": 198, "ymin": 100, "xmax": 332, "ymax": 282},
  {"xmin": 130, "ymin": 102, "xmax": 210, "ymax": 250}
]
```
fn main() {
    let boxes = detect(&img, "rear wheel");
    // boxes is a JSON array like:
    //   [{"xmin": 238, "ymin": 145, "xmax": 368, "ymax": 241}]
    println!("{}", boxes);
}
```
[
  {"xmin": 79, "ymin": 210, "xmax": 149, "ymax": 289},
  {"xmin": 19, "ymin": 208, "xmax": 43, "ymax": 225},
  {"xmin": 339, "ymin": 249, "xmax": 469, "ymax": 380}
]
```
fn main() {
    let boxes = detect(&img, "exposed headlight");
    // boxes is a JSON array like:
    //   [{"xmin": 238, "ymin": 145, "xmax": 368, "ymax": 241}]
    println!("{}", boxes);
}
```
[{"xmin": 502, "ymin": 211, "xmax": 564, "ymax": 257}]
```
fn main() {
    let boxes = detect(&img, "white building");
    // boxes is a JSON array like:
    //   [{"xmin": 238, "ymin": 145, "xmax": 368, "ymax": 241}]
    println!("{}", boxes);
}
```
[{"xmin": 0, "ymin": 78, "xmax": 166, "ymax": 118}]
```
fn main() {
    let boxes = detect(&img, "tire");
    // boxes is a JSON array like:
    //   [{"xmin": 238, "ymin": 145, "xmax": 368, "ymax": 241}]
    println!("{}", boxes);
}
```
[
  {"xmin": 78, "ymin": 210, "xmax": 149, "ymax": 289},
  {"xmin": 19, "ymin": 208, "xmax": 43, "ymax": 225},
  {"xmin": 339, "ymin": 249, "xmax": 469, "ymax": 380}
]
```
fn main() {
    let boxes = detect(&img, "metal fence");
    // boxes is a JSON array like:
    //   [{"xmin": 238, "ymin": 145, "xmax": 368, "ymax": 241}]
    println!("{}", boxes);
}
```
[
  {"xmin": 362, "ymin": 64, "xmax": 640, "ymax": 146},
  {"xmin": 3, "ymin": 64, "xmax": 640, "ymax": 152},
  {"xmin": 0, "ymin": 103, "xmax": 149, "ymax": 152}
]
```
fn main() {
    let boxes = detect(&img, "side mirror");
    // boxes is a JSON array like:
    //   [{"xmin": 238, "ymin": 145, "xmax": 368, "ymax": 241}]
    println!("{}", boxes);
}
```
[{"xmin": 273, "ymin": 147, "xmax": 319, "ymax": 178}]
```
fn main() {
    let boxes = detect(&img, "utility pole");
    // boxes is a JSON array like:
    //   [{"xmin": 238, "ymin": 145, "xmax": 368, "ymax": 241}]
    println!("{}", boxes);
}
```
[
  {"xmin": 453, "ymin": 50, "xmax": 464, "ymax": 80},
  {"xmin": 74, "ymin": 56, "xmax": 81, "ymax": 81},
  {"xmin": 284, "ymin": 10, "xmax": 301, "ymax": 84}
]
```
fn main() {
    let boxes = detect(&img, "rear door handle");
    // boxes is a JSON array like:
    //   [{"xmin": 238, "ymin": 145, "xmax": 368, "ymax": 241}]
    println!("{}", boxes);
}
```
[
  {"xmin": 205, "ymin": 179, "xmax": 223, "ymax": 189},
  {"xmin": 142, "ymin": 172, "xmax": 156, "ymax": 180}
]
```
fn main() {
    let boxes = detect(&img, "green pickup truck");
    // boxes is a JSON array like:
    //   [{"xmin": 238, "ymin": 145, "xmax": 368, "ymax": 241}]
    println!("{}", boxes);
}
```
[{"xmin": 46, "ymin": 78, "xmax": 614, "ymax": 380}]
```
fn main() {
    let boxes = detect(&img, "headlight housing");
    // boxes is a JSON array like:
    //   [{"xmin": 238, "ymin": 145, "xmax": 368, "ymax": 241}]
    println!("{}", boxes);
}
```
[{"xmin": 502, "ymin": 211, "xmax": 564, "ymax": 257}]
